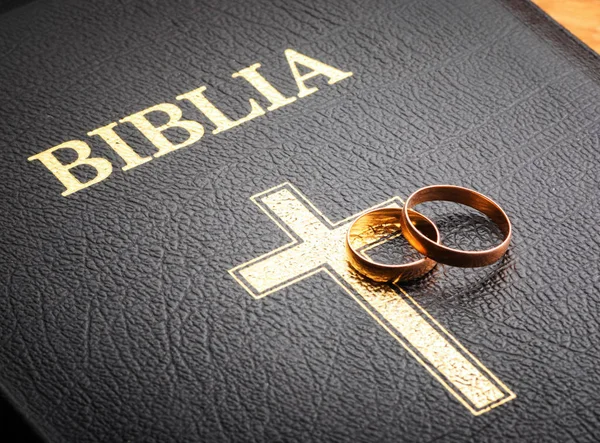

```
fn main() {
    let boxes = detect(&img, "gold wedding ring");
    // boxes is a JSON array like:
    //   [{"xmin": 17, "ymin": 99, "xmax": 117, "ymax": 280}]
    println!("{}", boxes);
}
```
[
  {"xmin": 401, "ymin": 185, "xmax": 512, "ymax": 268},
  {"xmin": 346, "ymin": 208, "xmax": 440, "ymax": 282},
  {"xmin": 345, "ymin": 185, "xmax": 512, "ymax": 282}
]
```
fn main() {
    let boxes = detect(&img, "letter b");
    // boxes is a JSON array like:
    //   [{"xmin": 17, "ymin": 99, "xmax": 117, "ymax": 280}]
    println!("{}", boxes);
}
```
[{"xmin": 28, "ymin": 140, "xmax": 113, "ymax": 196}]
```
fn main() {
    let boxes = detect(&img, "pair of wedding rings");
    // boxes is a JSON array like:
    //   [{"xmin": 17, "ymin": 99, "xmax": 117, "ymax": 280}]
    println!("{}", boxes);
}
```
[{"xmin": 346, "ymin": 185, "xmax": 512, "ymax": 283}]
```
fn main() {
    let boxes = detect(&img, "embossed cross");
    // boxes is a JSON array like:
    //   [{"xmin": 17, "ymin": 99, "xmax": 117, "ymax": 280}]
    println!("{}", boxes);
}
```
[{"xmin": 229, "ymin": 183, "xmax": 514, "ymax": 415}]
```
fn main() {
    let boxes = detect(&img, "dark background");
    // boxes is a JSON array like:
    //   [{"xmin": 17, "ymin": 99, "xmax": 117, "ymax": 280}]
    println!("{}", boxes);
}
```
[{"xmin": 0, "ymin": 7, "xmax": 42, "ymax": 443}]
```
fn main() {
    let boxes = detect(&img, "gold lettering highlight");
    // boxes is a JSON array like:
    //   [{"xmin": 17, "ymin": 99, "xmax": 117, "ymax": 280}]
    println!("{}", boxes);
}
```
[
  {"xmin": 27, "ymin": 140, "xmax": 113, "ymax": 197},
  {"xmin": 230, "ymin": 183, "xmax": 516, "ymax": 415},
  {"xmin": 284, "ymin": 49, "xmax": 353, "ymax": 98},
  {"xmin": 88, "ymin": 122, "xmax": 152, "ymax": 171},
  {"xmin": 119, "ymin": 103, "xmax": 204, "ymax": 157},
  {"xmin": 232, "ymin": 63, "xmax": 297, "ymax": 111},
  {"xmin": 28, "ymin": 49, "xmax": 354, "ymax": 196},
  {"xmin": 176, "ymin": 86, "xmax": 265, "ymax": 134}
]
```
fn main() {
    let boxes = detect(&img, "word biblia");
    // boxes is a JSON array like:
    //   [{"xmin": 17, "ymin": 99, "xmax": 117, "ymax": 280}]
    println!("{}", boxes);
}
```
[{"xmin": 28, "ymin": 49, "xmax": 353, "ymax": 196}]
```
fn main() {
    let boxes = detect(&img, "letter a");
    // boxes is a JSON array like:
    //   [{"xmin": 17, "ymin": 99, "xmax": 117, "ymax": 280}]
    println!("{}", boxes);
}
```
[{"xmin": 284, "ymin": 49, "xmax": 353, "ymax": 98}]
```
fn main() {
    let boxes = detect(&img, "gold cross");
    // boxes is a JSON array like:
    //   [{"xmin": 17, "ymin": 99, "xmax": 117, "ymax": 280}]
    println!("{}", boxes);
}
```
[{"xmin": 229, "ymin": 183, "xmax": 515, "ymax": 415}]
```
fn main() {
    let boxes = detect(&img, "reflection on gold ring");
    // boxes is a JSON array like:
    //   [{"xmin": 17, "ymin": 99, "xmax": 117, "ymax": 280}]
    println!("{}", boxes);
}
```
[{"xmin": 346, "ymin": 207, "xmax": 439, "ymax": 282}]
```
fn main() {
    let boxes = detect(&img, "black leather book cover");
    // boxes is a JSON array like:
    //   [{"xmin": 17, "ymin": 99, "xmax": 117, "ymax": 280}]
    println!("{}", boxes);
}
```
[{"xmin": 1, "ymin": 0, "xmax": 599, "ymax": 441}]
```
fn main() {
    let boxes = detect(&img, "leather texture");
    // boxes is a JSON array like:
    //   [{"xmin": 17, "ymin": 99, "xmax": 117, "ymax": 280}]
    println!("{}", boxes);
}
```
[{"xmin": 1, "ymin": 0, "xmax": 600, "ymax": 441}]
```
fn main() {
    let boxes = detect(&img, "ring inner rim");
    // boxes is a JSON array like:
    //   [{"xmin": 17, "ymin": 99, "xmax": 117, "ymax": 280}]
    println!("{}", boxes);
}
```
[{"xmin": 347, "ymin": 207, "xmax": 439, "ymax": 268}]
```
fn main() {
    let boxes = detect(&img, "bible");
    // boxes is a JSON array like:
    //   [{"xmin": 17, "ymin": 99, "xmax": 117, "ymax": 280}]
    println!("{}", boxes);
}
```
[{"xmin": 1, "ymin": 0, "xmax": 599, "ymax": 441}]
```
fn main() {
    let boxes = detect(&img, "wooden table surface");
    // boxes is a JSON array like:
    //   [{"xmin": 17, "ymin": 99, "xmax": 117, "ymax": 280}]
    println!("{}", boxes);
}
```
[{"xmin": 532, "ymin": 0, "xmax": 600, "ymax": 53}]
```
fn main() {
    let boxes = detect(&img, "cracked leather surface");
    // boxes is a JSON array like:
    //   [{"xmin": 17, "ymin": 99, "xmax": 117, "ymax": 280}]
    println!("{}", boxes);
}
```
[{"xmin": 1, "ymin": 0, "xmax": 600, "ymax": 441}]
